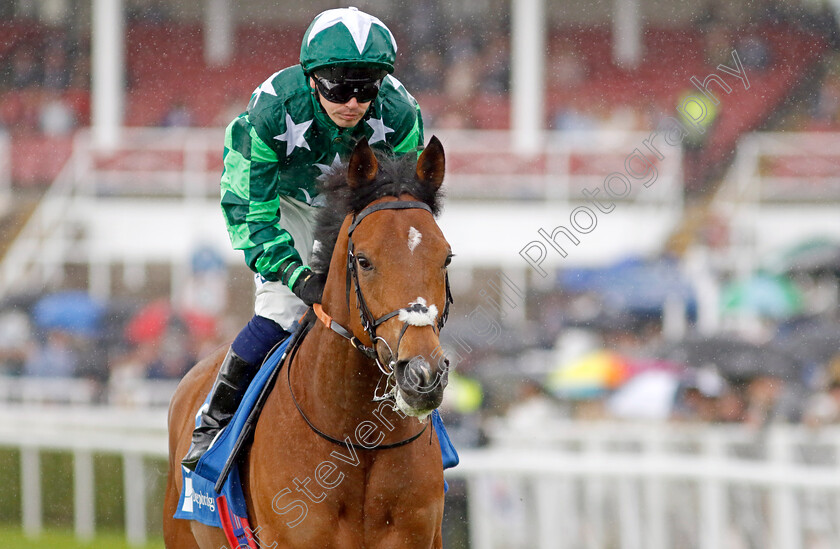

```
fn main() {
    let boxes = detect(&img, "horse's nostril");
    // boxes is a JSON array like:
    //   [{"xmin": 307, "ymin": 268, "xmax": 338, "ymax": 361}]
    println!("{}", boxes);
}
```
[{"xmin": 400, "ymin": 357, "xmax": 433, "ymax": 391}]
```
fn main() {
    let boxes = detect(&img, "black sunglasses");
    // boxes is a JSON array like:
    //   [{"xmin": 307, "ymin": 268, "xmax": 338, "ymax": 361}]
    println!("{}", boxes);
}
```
[{"xmin": 313, "ymin": 75, "xmax": 382, "ymax": 104}]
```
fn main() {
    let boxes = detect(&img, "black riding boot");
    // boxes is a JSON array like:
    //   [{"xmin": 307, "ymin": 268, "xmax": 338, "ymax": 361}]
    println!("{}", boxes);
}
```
[{"xmin": 181, "ymin": 348, "xmax": 256, "ymax": 471}]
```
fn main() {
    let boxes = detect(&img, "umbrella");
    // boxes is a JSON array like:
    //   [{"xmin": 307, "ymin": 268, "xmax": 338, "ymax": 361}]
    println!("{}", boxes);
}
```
[
  {"xmin": 124, "ymin": 300, "xmax": 171, "ymax": 344},
  {"xmin": 776, "ymin": 320, "xmax": 840, "ymax": 367},
  {"xmin": 765, "ymin": 238, "xmax": 840, "ymax": 276},
  {"xmin": 720, "ymin": 273, "xmax": 803, "ymax": 319},
  {"xmin": 658, "ymin": 335, "xmax": 804, "ymax": 382},
  {"xmin": 32, "ymin": 291, "xmax": 105, "ymax": 336},
  {"xmin": 559, "ymin": 256, "xmax": 696, "ymax": 315},
  {"xmin": 547, "ymin": 350, "xmax": 631, "ymax": 399},
  {"xmin": 124, "ymin": 300, "xmax": 218, "ymax": 344},
  {"xmin": 607, "ymin": 370, "xmax": 682, "ymax": 420}
]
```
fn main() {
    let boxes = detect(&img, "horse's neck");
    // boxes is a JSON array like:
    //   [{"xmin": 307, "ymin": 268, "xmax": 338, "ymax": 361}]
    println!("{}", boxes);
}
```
[{"xmin": 291, "ymin": 323, "xmax": 406, "ymax": 436}]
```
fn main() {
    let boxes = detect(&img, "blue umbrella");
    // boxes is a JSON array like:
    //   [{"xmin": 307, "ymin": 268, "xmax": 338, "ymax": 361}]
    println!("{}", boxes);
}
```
[
  {"xmin": 32, "ymin": 291, "xmax": 105, "ymax": 336},
  {"xmin": 559, "ymin": 257, "xmax": 696, "ymax": 315}
]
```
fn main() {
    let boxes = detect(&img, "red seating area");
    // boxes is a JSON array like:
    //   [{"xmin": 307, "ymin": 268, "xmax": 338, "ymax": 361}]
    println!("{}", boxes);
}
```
[
  {"xmin": 0, "ymin": 20, "xmax": 828, "ymax": 187},
  {"xmin": 124, "ymin": 22, "xmax": 302, "ymax": 126}
]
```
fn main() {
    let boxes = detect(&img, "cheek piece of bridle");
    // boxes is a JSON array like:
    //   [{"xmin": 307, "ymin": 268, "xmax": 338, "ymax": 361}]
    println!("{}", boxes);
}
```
[{"xmin": 287, "ymin": 200, "xmax": 454, "ymax": 451}]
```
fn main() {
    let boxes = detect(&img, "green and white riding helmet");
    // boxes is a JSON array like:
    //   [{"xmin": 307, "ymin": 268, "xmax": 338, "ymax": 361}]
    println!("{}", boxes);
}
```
[{"xmin": 300, "ymin": 6, "xmax": 397, "ymax": 81}]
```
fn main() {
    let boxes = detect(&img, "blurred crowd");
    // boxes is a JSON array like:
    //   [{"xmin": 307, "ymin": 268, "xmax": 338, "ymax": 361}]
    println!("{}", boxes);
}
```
[
  {"xmin": 436, "ymin": 239, "xmax": 840, "ymax": 449},
  {"xmin": 1, "ymin": 1, "xmax": 839, "ymax": 194},
  {"xmin": 0, "ymin": 1, "xmax": 837, "ymax": 134},
  {"xmin": 0, "ymin": 246, "xmax": 235, "ymax": 405},
  {"xmin": 2, "ymin": 4, "xmax": 840, "ymax": 433},
  {"xmin": 0, "ymin": 26, "xmax": 89, "ymax": 137},
  {"xmin": 0, "ymin": 291, "xmax": 231, "ymax": 401}
]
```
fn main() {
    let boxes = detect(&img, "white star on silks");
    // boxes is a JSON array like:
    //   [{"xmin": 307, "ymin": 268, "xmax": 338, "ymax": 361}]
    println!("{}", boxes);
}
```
[
  {"xmin": 367, "ymin": 116, "xmax": 394, "ymax": 144},
  {"xmin": 314, "ymin": 153, "xmax": 343, "ymax": 181},
  {"xmin": 385, "ymin": 75, "xmax": 416, "ymax": 101},
  {"xmin": 274, "ymin": 113, "xmax": 313, "ymax": 156},
  {"xmin": 252, "ymin": 70, "xmax": 281, "ymax": 107},
  {"xmin": 306, "ymin": 7, "xmax": 397, "ymax": 54},
  {"xmin": 387, "ymin": 75, "xmax": 405, "ymax": 91}
]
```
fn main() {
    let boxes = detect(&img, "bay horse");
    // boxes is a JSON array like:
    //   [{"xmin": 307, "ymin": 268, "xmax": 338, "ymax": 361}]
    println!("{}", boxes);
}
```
[{"xmin": 163, "ymin": 136, "xmax": 452, "ymax": 548}]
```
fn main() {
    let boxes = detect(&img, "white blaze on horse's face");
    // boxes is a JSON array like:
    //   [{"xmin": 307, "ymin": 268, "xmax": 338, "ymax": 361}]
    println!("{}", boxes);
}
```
[{"xmin": 407, "ymin": 226, "xmax": 422, "ymax": 253}]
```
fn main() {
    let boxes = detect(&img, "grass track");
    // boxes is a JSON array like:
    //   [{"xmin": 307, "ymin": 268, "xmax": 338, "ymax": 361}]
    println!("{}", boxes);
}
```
[{"xmin": 0, "ymin": 526, "xmax": 165, "ymax": 549}]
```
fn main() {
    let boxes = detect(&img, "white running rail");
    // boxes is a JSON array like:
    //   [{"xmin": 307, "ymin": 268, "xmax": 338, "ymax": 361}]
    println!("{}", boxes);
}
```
[{"xmin": 1, "ymin": 406, "xmax": 838, "ymax": 548}]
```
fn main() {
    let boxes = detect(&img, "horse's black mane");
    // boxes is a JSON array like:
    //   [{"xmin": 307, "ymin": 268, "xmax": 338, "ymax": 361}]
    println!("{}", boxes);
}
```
[{"xmin": 310, "ymin": 151, "xmax": 444, "ymax": 274}]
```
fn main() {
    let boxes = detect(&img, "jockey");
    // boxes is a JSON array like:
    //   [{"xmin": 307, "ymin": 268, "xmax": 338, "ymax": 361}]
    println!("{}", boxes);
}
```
[{"xmin": 183, "ymin": 7, "xmax": 424, "ymax": 470}]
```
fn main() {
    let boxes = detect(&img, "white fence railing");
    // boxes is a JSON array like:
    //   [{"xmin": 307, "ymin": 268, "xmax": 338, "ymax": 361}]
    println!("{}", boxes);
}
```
[
  {"xmin": 0, "ymin": 128, "xmax": 684, "ymax": 298},
  {"xmin": 712, "ymin": 132, "xmax": 840, "ymax": 280},
  {"xmin": 2, "ymin": 406, "xmax": 839, "ymax": 548},
  {"xmin": 0, "ymin": 404, "xmax": 168, "ymax": 546},
  {"xmin": 453, "ymin": 420, "xmax": 840, "ymax": 549}
]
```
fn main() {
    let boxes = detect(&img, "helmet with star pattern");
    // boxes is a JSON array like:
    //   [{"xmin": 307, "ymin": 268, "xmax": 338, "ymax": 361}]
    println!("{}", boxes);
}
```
[{"xmin": 300, "ymin": 7, "xmax": 397, "ymax": 76}]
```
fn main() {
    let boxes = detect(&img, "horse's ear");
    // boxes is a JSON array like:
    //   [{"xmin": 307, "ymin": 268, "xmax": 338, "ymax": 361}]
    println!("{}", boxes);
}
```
[
  {"xmin": 347, "ymin": 137, "xmax": 378, "ymax": 189},
  {"xmin": 416, "ymin": 135, "xmax": 445, "ymax": 191}
]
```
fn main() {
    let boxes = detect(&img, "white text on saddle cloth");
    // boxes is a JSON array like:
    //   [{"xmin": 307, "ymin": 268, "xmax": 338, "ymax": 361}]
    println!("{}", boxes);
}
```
[{"xmin": 397, "ymin": 297, "xmax": 438, "ymax": 327}]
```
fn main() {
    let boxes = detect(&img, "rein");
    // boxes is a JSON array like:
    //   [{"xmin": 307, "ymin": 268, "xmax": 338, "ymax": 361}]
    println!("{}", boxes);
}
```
[
  {"xmin": 284, "ymin": 311, "xmax": 428, "ymax": 451},
  {"xmin": 285, "ymin": 199, "xmax": 453, "ymax": 451}
]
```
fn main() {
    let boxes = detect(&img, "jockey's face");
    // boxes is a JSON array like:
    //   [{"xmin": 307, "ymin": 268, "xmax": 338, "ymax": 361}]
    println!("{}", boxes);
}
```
[{"xmin": 311, "ymin": 77, "xmax": 372, "ymax": 128}]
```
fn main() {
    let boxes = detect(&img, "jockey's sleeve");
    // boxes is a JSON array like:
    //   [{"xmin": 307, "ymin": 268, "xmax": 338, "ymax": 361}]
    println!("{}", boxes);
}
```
[
  {"xmin": 392, "ymin": 101, "xmax": 424, "ymax": 156},
  {"xmin": 385, "ymin": 86, "xmax": 424, "ymax": 158},
  {"xmin": 220, "ymin": 115, "xmax": 308, "ymax": 288}
]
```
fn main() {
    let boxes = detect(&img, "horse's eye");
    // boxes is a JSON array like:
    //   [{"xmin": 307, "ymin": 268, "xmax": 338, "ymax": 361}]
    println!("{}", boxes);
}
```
[
  {"xmin": 444, "ymin": 253, "xmax": 454, "ymax": 268},
  {"xmin": 357, "ymin": 255, "xmax": 374, "ymax": 271}
]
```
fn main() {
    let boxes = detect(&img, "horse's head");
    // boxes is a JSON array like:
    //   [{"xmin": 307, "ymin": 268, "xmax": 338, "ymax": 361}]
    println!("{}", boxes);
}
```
[{"xmin": 313, "ymin": 137, "xmax": 451, "ymax": 419}]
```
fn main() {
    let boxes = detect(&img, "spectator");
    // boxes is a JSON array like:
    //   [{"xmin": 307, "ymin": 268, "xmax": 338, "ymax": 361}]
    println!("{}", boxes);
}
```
[
  {"xmin": 734, "ymin": 33, "xmax": 771, "ymax": 71},
  {"xmin": 146, "ymin": 318, "xmax": 194, "ymax": 379},
  {"xmin": 162, "ymin": 99, "xmax": 194, "ymax": 127},
  {"xmin": 0, "ymin": 310, "xmax": 33, "ymax": 376},
  {"xmin": 505, "ymin": 379, "xmax": 564, "ymax": 431},
  {"xmin": 548, "ymin": 46, "xmax": 587, "ymax": 90},
  {"xmin": 41, "ymin": 44, "xmax": 71, "ymax": 90},
  {"xmin": 479, "ymin": 33, "xmax": 510, "ymax": 95},
  {"xmin": 406, "ymin": 50, "xmax": 444, "ymax": 94},
  {"xmin": 811, "ymin": 77, "xmax": 840, "ymax": 127},
  {"xmin": 24, "ymin": 329, "xmax": 78, "ymax": 377},
  {"xmin": 9, "ymin": 48, "xmax": 41, "ymax": 89},
  {"xmin": 39, "ymin": 91, "xmax": 76, "ymax": 136}
]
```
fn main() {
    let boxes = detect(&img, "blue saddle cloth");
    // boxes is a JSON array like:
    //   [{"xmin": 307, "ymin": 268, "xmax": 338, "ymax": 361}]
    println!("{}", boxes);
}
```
[{"xmin": 174, "ymin": 331, "xmax": 459, "ymax": 536}]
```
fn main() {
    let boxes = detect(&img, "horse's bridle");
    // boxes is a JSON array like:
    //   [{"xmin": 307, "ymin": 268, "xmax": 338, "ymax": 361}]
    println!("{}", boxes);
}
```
[
  {"xmin": 316, "ymin": 199, "xmax": 452, "ymax": 395},
  {"xmin": 286, "ymin": 199, "xmax": 453, "ymax": 451}
]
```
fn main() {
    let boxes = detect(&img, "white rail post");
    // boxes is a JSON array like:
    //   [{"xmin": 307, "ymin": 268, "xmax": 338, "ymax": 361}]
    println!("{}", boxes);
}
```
[
  {"xmin": 21, "ymin": 445, "xmax": 42, "ymax": 537},
  {"xmin": 770, "ymin": 427, "xmax": 800, "ymax": 549},
  {"xmin": 511, "ymin": 0, "xmax": 545, "ymax": 155},
  {"xmin": 583, "ymin": 434, "xmax": 606, "ymax": 549},
  {"xmin": 644, "ymin": 431, "xmax": 667, "ymax": 549},
  {"xmin": 123, "ymin": 452, "xmax": 147, "ymax": 546},
  {"xmin": 618, "ymin": 476, "xmax": 642, "ymax": 549},
  {"xmin": 535, "ymin": 477, "xmax": 566, "ymax": 549},
  {"xmin": 74, "ymin": 449, "xmax": 95, "ymax": 541},
  {"xmin": 466, "ymin": 476, "xmax": 495, "ymax": 549},
  {"xmin": 91, "ymin": 0, "xmax": 125, "ymax": 149},
  {"xmin": 700, "ymin": 432, "xmax": 726, "ymax": 549}
]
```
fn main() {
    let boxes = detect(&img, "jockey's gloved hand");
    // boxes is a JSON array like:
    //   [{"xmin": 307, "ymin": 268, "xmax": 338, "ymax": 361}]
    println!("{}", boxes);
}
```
[{"xmin": 292, "ymin": 269, "xmax": 327, "ymax": 306}]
